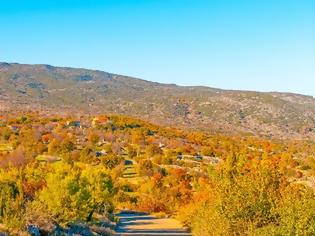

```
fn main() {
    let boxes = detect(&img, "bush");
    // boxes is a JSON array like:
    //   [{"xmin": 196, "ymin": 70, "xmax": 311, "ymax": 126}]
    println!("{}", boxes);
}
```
[
  {"xmin": 0, "ymin": 179, "xmax": 24, "ymax": 230},
  {"xmin": 188, "ymin": 154, "xmax": 315, "ymax": 235},
  {"xmin": 36, "ymin": 163, "xmax": 114, "ymax": 223}
]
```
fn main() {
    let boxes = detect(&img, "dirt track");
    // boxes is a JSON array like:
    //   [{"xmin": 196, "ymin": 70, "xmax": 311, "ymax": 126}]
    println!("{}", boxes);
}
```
[{"xmin": 114, "ymin": 211, "xmax": 191, "ymax": 236}]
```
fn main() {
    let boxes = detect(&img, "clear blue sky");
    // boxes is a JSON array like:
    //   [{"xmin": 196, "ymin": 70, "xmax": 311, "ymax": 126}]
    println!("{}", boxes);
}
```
[{"xmin": 0, "ymin": 0, "xmax": 314, "ymax": 95}]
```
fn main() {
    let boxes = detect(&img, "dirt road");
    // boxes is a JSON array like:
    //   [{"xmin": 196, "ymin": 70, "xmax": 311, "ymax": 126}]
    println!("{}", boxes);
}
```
[{"xmin": 114, "ymin": 211, "xmax": 191, "ymax": 236}]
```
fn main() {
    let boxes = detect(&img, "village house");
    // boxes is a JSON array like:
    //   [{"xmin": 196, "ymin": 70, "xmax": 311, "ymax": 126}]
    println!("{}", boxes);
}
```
[
  {"xmin": 177, "ymin": 153, "xmax": 183, "ymax": 160},
  {"xmin": 8, "ymin": 125, "xmax": 20, "ymax": 133},
  {"xmin": 66, "ymin": 120, "xmax": 81, "ymax": 128},
  {"xmin": 194, "ymin": 153, "xmax": 203, "ymax": 161},
  {"xmin": 159, "ymin": 142, "xmax": 166, "ymax": 149},
  {"xmin": 92, "ymin": 115, "xmax": 109, "ymax": 127},
  {"xmin": 95, "ymin": 150, "xmax": 107, "ymax": 158},
  {"xmin": 41, "ymin": 134, "xmax": 52, "ymax": 144},
  {"xmin": 203, "ymin": 156, "xmax": 221, "ymax": 165}
]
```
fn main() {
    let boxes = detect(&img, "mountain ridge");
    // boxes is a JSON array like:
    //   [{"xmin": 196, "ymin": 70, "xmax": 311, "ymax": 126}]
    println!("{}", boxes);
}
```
[{"xmin": 1, "ymin": 62, "xmax": 315, "ymax": 139}]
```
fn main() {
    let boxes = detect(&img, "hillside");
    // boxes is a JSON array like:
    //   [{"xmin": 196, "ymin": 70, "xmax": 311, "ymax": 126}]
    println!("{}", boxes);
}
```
[
  {"xmin": 1, "ymin": 62, "xmax": 315, "ymax": 139},
  {"xmin": 1, "ymin": 112, "xmax": 315, "ymax": 235}
]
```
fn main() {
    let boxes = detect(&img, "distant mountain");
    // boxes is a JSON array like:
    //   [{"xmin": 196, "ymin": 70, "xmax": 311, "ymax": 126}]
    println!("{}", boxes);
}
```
[{"xmin": 1, "ymin": 62, "xmax": 315, "ymax": 139}]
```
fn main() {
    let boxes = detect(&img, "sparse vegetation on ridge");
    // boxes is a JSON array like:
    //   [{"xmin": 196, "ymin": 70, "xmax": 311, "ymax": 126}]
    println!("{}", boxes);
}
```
[{"xmin": 2, "ymin": 62, "xmax": 315, "ymax": 139}]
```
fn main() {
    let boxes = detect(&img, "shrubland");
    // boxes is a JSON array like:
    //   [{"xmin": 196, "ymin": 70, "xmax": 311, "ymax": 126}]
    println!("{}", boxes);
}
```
[{"xmin": 0, "ymin": 113, "xmax": 315, "ymax": 235}]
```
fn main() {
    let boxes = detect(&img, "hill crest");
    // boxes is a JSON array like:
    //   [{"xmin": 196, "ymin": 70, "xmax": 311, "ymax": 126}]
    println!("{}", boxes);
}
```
[{"xmin": 1, "ymin": 62, "xmax": 315, "ymax": 139}]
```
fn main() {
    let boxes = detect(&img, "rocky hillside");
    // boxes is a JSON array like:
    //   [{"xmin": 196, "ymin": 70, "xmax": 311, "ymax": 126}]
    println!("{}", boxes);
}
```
[{"xmin": 1, "ymin": 62, "xmax": 315, "ymax": 139}]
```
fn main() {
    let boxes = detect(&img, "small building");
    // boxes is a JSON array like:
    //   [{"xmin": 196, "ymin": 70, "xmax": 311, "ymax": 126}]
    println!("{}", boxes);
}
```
[
  {"xmin": 92, "ymin": 115, "xmax": 110, "ymax": 127},
  {"xmin": 203, "ymin": 156, "xmax": 221, "ymax": 165},
  {"xmin": 194, "ymin": 153, "xmax": 203, "ymax": 161},
  {"xmin": 177, "ymin": 153, "xmax": 183, "ymax": 160},
  {"xmin": 67, "ymin": 120, "xmax": 81, "ymax": 128},
  {"xmin": 159, "ymin": 143, "xmax": 166, "ymax": 149},
  {"xmin": 92, "ymin": 115, "xmax": 109, "ymax": 127},
  {"xmin": 95, "ymin": 150, "xmax": 107, "ymax": 158},
  {"xmin": 41, "ymin": 134, "xmax": 52, "ymax": 144},
  {"xmin": 9, "ymin": 125, "xmax": 20, "ymax": 133}
]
